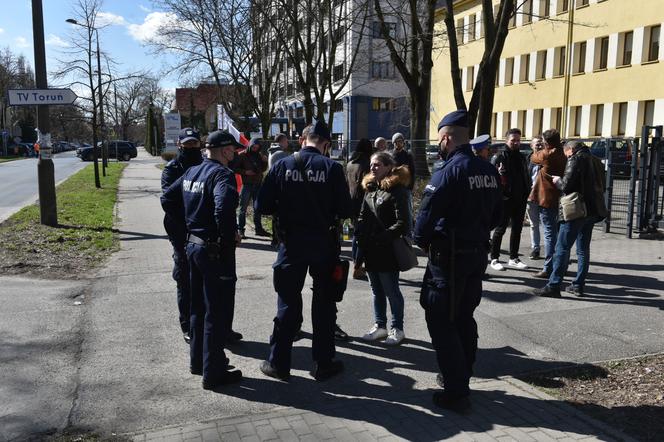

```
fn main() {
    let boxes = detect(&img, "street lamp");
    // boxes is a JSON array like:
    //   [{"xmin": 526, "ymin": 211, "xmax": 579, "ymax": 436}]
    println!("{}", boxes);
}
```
[{"xmin": 66, "ymin": 18, "xmax": 105, "ymax": 185}]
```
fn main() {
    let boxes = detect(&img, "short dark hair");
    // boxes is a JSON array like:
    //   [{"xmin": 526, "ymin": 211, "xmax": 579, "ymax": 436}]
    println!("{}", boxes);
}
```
[
  {"xmin": 542, "ymin": 129, "xmax": 561, "ymax": 148},
  {"xmin": 506, "ymin": 128, "xmax": 522, "ymax": 137},
  {"xmin": 355, "ymin": 138, "xmax": 372, "ymax": 155}
]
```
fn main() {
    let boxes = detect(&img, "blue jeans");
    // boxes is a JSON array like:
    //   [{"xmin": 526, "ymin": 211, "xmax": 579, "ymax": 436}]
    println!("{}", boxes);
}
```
[
  {"xmin": 527, "ymin": 202, "xmax": 541, "ymax": 253},
  {"xmin": 548, "ymin": 217, "xmax": 594, "ymax": 289},
  {"xmin": 367, "ymin": 271, "xmax": 404, "ymax": 330},
  {"xmin": 238, "ymin": 182, "xmax": 262, "ymax": 231},
  {"xmin": 539, "ymin": 206, "xmax": 559, "ymax": 274}
]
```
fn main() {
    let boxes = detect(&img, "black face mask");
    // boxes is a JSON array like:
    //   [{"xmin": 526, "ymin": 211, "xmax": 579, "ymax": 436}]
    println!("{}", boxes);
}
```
[{"xmin": 179, "ymin": 148, "xmax": 202, "ymax": 167}]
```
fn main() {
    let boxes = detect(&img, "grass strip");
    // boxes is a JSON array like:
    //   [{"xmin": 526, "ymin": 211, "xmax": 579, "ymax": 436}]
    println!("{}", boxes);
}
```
[
  {"xmin": 0, "ymin": 162, "xmax": 127, "ymax": 278},
  {"xmin": 0, "ymin": 156, "xmax": 26, "ymax": 164}
]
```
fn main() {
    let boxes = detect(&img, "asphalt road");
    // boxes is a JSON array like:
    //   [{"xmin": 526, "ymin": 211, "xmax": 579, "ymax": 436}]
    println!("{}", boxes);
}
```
[{"xmin": 0, "ymin": 151, "xmax": 88, "ymax": 222}]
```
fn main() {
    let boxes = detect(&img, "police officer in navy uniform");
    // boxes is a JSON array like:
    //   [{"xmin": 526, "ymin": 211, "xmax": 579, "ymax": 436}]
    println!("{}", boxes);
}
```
[
  {"xmin": 161, "ymin": 128, "xmax": 203, "ymax": 344},
  {"xmin": 161, "ymin": 130, "xmax": 243, "ymax": 389},
  {"xmin": 414, "ymin": 110, "xmax": 502, "ymax": 411},
  {"xmin": 255, "ymin": 120, "xmax": 351, "ymax": 382}
]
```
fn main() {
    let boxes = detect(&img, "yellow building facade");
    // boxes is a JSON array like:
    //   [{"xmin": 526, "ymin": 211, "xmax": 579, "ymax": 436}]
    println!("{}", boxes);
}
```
[{"xmin": 430, "ymin": 0, "xmax": 664, "ymax": 141}]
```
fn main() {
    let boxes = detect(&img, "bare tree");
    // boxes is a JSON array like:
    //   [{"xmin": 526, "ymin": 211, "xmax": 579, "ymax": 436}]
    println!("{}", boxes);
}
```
[
  {"xmin": 373, "ymin": 0, "xmax": 438, "ymax": 177},
  {"xmin": 443, "ymin": 0, "xmax": 516, "ymax": 137}
]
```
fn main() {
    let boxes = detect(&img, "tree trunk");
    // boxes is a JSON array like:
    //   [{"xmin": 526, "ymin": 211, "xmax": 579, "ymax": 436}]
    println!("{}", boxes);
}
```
[{"xmin": 410, "ymin": 87, "xmax": 431, "ymax": 178}]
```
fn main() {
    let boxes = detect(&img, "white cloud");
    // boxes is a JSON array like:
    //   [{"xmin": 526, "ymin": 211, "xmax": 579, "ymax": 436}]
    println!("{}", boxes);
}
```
[
  {"xmin": 139, "ymin": 4, "xmax": 151, "ymax": 13},
  {"xmin": 46, "ymin": 34, "xmax": 70, "ymax": 48},
  {"xmin": 127, "ymin": 12, "xmax": 176, "ymax": 43},
  {"xmin": 15, "ymin": 37, "xmax": 30, "ymax": 48},
  {"xmin": 97, "ymin": 11, "xmax": 127, "ymax": 27}
]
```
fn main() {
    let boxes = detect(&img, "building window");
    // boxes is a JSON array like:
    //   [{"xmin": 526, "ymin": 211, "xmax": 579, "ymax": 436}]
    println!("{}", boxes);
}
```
[
  {"xmin": 466, "ymin": 66, "xmax": 474, "ymax": 91},
  {"xmin": 534, "ymin": 109, "xmax": 544, "ymax": 136},
  {"xmin": 468, "ymin": 14, "xmax": 476, "ymax": 41},
  {"xmin": 578, "ymin": 0, "xmax": 589, "ymax": 7},
  {"xmin": 372, "ymin": 21, "xmax": 396, "ymax": 39},
  {"xmin": 646, "ymin": 25, "xmax": 661, "ymax": 62},
  {"xmin": 522, "ymin": 0, "xmax": 533, "ymax": 24},
  {"xmin": 503, "ymin": 112, "xmax": 512, "ymax": 132},
  {"xmin": 593, "ymin": 104, "xmax": 604, "ymax": 136},
  {"xmin": 643, "ymin": 100, "xmax": 655, "ymax": 126},
  {"xmin": 456, "ymin": 18, "xmax": 464, "ymax": 43},
  {"xmin": 596, "ymin": 36, "xmax": 609, "ymax": 70},
  {"xmin": 286, "ymin": 84, "xmax": 293, "ymax": 96},
  {"xmin": 495, "ymin": 66, "xmax": 500, "ymax": 86},
  {"xmin": 617, "ymin": 102, "xmax": 628, "ymax": 135},
  {"xmin": 508, "ymin": 10, "xmax": 516, "ymax": 28},
  {"xmin": 491, "ymin": 113, "xmax": 497, "ymax": 138},
  {"xmin": 574, "ymin": 41, "xmax": 587, "ymax": 74},
  {"xmin": 621, "ymin": 31, "xmax": 633, "ymax": 66},
  {"xmin": 517, "ymin": 110, "xmax": 526, "ymax": 133},
  {"xmin": 554, "ymin": 46, "xmax": 566, "ymax": 77},
  {"xmin": 372, "ymin": 61, "xmax": 394, "ymax": 79},
  {"xmin": 519, "ymin": 53, "xmax": 531, "ymax": 82},
  {"xmin": 371, "ymin": 97, "xmax": 394, "ymax": 112},
  {"xmin": 539, "ymin": 0, "xmax": 551, "ymax": 18},
  {"xmin": 505, "ymin": 57, "xmax": 514, "ymax": 85},
  {"xmin": 558, "ymin": 0, "xmax": 569, "ymax": 13},
  {"xmin": 573, "ymin": 106, "xmax": 582, "ymax": 137},
  {"xmin": 552, "ymin": 107, "xmax": 562, "ymax": 130},
  {"xmin": 333, "ymin": 99, "xmax": 343, "ymax": 112},
  {"xmin": 296, "ymin": 107, "xmax": 304, "ymax": 118},
  {"xmin": 334, "ymin": 28, "xmax": 345, "ymax": 45},
  {"xmin": 479, "ymin": 16, "xmax": 484, "ymax": 38},
  {"xmin": 333, "ymin": 63, "xmax": 344, "ymax": 82},
  {"xmin": 536, "ymin": 50, "xmax": 547, "ymax": 80}
]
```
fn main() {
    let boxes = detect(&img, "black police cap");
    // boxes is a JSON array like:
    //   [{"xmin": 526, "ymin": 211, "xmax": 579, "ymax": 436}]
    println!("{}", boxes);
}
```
[
  {"xmin": 437, "ymin": 110, "xmax": 469, "ymax": 131},
  {"xmin": 312, "ymin": 120, "xmax": 331, "ymax": 142},
  {"xmin": 206, "ymin": 130, "xmax": 244, "ymax": 149}
]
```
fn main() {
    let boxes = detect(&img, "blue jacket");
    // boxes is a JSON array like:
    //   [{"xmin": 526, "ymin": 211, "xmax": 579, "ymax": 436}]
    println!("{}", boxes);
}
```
[
  {"xmin": 256, "ymin": 147, "xmax": 351, "ymax": 264},
  {"xmin": 161, "ymin": 150, "xmax": 203, "ymax": 247},
  {"xmin": 161, "ymin": 158, "xmax": 238, "ymax": 245},
  {"xmin": 414, "ymin": 145, "xmax": 502, "ymax": 248}
]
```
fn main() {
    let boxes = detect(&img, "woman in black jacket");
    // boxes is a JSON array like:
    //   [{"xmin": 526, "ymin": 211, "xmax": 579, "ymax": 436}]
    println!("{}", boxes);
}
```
[
  {"xmin": 346, "ymin": 139, "xmax": 372, "ymax": 279},
  {"xmin": 356, "ymin": 152, "xmax": 411, "ymax": 346},
  {"xmin": 534, "ymin": 141, "xmax": 600, "ymax": 298}
]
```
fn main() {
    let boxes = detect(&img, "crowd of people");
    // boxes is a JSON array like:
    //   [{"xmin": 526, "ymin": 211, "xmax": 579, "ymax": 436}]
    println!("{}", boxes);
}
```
[{"xmin": 159, "ymin": 112, "xmax": 606, "ymax": 412}]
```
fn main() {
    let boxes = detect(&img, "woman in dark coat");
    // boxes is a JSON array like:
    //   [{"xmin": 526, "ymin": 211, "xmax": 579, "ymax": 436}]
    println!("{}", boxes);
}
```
[
  {"xmin": 346, "ymin": 138, "xmax": 372, "ymax": 279},
  {"xmin": 356, "ymin": 152, "xmax": 411, "ymax": 346}
]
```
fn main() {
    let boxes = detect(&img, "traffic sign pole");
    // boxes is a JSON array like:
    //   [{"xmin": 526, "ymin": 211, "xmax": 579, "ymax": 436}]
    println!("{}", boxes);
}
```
[{"xmin": 32, "ymin": 0, "xmax": 57, "ymax": 227}]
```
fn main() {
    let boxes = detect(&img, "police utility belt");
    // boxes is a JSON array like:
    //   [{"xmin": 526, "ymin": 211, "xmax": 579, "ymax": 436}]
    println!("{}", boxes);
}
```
[{"xmin": 429, "ymin": 238, "xmax": 486, "ymax": 261}]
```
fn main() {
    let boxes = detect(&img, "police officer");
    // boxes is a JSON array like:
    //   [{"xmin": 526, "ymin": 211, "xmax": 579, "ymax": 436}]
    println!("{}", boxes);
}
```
[
  {"xmin": 161, "ymin": 130, "xmax": 243, "ymax": 389},
  {"xmin": 255, "ymin": 120, "xmax": 351, "ymax": 382},
  {"xmin": 414, "ymin": 110, "xmax": 502, "ymax": 411},
  {"xmin": 470, "ymin": 134, "xmax": 491, "ymax": 161},
  {"xmin": 161, "ymin": 128, "xmax": 203, "ymax": 344}
]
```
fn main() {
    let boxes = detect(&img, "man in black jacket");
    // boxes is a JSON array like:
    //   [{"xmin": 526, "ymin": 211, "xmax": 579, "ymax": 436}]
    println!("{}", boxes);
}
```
[
  {"xmin": 489, "ymin": 128, "xmax": 530, "ymax": 271},
  {"xmin": 161, "ymin": 128, "xmax": 203, "ymax": 344}
]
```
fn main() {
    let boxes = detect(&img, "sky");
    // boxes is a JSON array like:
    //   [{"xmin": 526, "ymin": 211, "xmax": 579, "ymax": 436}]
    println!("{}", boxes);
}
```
[{"xmin": 0, "ymin": 0, "xmax": 181, "ymax": 92}]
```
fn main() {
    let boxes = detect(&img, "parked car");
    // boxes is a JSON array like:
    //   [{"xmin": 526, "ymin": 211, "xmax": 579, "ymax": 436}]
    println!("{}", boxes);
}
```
[
  {"xmin": 590, "ymin": 138, "xmax": 634, "ymax": 178},
  {"xmin": 426, "ymin": 145, "xmax": 440, "ymax": 163},
  {"xmin": 77, "ymin": 140, "xmax": 137, "ymax": 162}
]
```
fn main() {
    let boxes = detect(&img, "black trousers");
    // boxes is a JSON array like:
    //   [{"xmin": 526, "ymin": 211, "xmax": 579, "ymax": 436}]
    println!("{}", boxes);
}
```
[
  {"xmin": 171, "ymin": 247, "xmax": 190, "ymax": 334},
  {"xmin": 490, "ymin": 198, "xmax": 527, "ymax": 260}
]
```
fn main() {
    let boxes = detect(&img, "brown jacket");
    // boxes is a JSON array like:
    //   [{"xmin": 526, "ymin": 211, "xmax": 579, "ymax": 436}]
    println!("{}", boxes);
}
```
[
  {"xmin": 528, "ymin": 147, "xmax": 567, "ymax": 209},
  {"xmin": 235, "ymin": 148, "xmax": 268, "ymax": 185}
]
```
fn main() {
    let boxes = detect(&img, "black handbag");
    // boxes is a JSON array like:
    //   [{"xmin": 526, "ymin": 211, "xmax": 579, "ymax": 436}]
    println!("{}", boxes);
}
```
[{"xmin": 294, "ymin": 152, "xmax": 349, "ymax": 302}]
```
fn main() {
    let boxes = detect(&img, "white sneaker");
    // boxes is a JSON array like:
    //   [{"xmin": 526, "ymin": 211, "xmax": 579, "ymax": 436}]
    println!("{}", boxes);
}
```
[
  {"xmin": 490, "ymin": 259, "xmax": 505, "ymax": 271},
  {"xmin": 508, "ymin": 258, "xmax": 528, "ymax": 269},
  {"xmin": 384, "ymin": 328, "xmax": 405, "ymax": 346},
  {"xmin": 361, "ymin": 324, "xmax": 388, "ymax": 341}
]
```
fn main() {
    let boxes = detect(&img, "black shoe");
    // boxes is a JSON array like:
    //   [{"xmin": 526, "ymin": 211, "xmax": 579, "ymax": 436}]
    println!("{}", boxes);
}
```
[
  {"xmin": 436, "ymin": 373, "xmax": 444, "ymax": 388},
  {"xmin": 183, "ymin": 332, "xmax": 191, "ymax": 344},
  {"xmin": 239, "ymin": 229, "xmax": 246, "ymax": 239},
  {"xmin": 191, "ymin": 356, "xmax": 231, "ymax": 376},
  {"xmin": 202, "ymin": 370, "xmax": 242, "ymax": 389},
  {"xmin": 565, "ymin": 285, "xmax": 585, "ymax": 297},
  {"xmin": 227, "ymin": 330, "xmax": 243, "ymax": 343},
  {"xmin": 311, "ymin": 360, "xmax": 344, "ymax": 381},
  {"xmin": 432, "ymin": 391, "xmax": 471, "ymax": 412},
  {"xmin": 259, "ymin": 360, "xmax": 290, "ymax": 381},
  {"xmin": 529, "ymin": 250, "xmax": 540, "ymax": 260},
  {"xmin": 334, "ymin": 324, "xmax": 350, "ymax": 341},
  {"xmin": 293, "ymin": 329, "xmax": 304, "ymax": 342},
  {"xmin": 255, "ymin": 228, "xmax": 271, "ymax": 237},
  {"xmin": 533, "ymin": 285, "xmax": 561, "ymax": 298}
]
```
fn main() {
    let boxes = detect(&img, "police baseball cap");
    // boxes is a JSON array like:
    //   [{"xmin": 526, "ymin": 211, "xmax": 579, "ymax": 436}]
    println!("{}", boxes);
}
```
[
  {"xmin": 470, "ymin": 134, "xmax": 491, "ymax": 150},
  {"xmin": 312, "ymin": 120, "xmax": 331, "ymax": 142},
  {"xmin": 437, "ymin": 110, "xmax": 469, "ymax": 131},
  {"xmin": 206, "ymin": 130, "xmax": 244, "ymax": 149},
  {"xmin": 178, "ymin": 127, "xmax": 200, "ymax": 143}
]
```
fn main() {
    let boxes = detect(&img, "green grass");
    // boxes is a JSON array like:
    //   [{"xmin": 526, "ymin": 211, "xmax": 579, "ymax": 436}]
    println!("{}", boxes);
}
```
[
  {"xmin": 0, "ymin": 162, "xmax": 127, "ymax": 278},
  {"xmin": 0, "ymin": 156, "xmax": 25, "ymax": 163}
]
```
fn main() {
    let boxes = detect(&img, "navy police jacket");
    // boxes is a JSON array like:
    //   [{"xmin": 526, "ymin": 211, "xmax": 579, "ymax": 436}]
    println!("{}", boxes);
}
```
[
  {"xmin": 161, "ymin": 158, "xmax": 238, "ymax": 245},
  {"xmin": 414, "ymin": 145, "xmax": 502, "ymax": 249},
  {"xmin": 256, "ymin": 146, "xmax": 351, "ymax": 264},
  {"xmin": 161, "ymin": 151, "xmax": 203, "ymax": 247}
]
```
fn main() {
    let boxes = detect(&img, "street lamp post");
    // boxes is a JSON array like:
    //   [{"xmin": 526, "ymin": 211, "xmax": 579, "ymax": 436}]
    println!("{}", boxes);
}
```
[{"xmin": 66, "ymin": 18, "xmax": 104, "ymax": 186}]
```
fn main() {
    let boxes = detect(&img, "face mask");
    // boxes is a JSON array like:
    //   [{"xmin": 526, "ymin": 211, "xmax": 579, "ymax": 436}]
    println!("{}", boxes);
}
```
[{"xmin": 180, "ymin": 148, "xmax": 202, "ymax": 166}]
